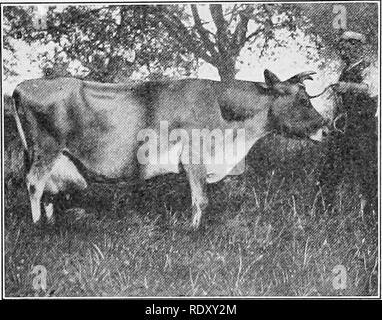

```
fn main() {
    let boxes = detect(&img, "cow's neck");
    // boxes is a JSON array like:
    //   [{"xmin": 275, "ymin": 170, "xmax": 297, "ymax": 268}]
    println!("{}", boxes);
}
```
[
  {"xmin": 223, "ymin": 104, "xmax": 270, "ymax": 148},
  {"xmin": 244, "ymin": 107, "xmax": 270, "ymax": 147}
]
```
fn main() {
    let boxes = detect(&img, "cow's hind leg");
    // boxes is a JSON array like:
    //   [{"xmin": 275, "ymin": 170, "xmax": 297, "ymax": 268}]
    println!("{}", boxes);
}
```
[
  {"xmin": 183, "ymin": 164, "xmax": 208, "ymax": 229},
  {"xmin": 26, "ymin": 152, "xmax": 87, "ymax": 225},
  {"xmin": 43, "ymin": 153, "xmax": 88, "ymax": 224},
  {"xmin": 26, "ymin": 169, "xmax": 50, "ymax": 224}
]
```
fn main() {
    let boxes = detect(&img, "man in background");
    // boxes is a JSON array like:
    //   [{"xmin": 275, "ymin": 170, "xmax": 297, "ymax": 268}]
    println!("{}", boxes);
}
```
[{"xmin": 318, "ymin": 31, "xmax": 378, "ymax": 223}]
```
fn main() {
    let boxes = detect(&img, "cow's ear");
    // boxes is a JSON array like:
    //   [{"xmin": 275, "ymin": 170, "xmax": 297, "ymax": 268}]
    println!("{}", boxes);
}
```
[{"xmin": 264, "ymin": 69, "xmax": 281, "ymax": 87}]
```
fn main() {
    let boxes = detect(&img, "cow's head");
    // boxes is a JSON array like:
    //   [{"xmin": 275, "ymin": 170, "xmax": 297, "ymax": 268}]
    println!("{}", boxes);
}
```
[{"xmin": 264, "ymin": 69, "xmax": 327, "ymax": 142}]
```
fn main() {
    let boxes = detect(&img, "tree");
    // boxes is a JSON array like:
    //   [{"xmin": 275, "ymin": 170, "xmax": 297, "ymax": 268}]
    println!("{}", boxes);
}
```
[
  {"xmin": 4, "ymin": 4, "xmax": 305, "ymax": 82},
  {"xmin": 297, "ymin": 3, "xmax": 378, "ymax": 56},
  {"xmin": 5, "ymin": 4, "xmax": 377, "ymax": 83},
  {"xmin": 156, "ymin": 4, "xmax": 303, "ymax": 82},
  {"xmin": 3, "ymin": 5, "xmax": 193, "ymax": 82},
  {"xmin": 3, "ymin": 6, "xmax": 36, "ymax": 79},
  {"xmin": 45, "ymin": 5, "xmax": 197, "ymax": 82}
]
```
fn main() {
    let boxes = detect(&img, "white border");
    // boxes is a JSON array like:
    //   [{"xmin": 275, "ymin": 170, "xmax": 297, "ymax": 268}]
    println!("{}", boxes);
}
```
[{"xmin": 0, "ymin": 0, "xmax": 381, "ymax": 300}]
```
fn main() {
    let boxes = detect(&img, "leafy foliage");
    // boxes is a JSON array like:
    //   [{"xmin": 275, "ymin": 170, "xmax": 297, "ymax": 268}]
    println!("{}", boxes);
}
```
[
  {"xmin": 298, "ymin": 3, "xmax": 378, "ymax": 54},
  {"xmin": 45, "ymin": 5, "xmax": 197, "ymax": 82},
  {"xmin": 3, "ymin": 3, "xmax": 379, "ymax": 82},
  {"xmin": 3, "ymin": 4, "xmax": 307, "ymax": 82}
]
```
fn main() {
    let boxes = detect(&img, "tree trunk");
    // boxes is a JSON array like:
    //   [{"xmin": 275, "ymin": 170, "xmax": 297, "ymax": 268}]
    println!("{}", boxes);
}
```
[{"xmin": 216, "ymin": 56, "xmax": 237, "ymax": 83}]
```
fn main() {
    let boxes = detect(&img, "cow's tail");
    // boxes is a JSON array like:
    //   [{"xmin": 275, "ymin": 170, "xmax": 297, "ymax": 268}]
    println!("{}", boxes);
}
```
[
  {"xmin": 11, "ymin": 91, "xmax": 28, "ymax": 152},
  {"xmin": 11, "ymin": 91, "xmax": 32, "ymax": 173}
]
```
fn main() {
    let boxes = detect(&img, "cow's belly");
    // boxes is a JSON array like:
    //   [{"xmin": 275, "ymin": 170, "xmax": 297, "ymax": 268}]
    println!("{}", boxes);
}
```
[
  {"xmin": 205, "ymin": 163, "xmax": 242, "ymax": 184},
  {"xmin": 141, "ymin": 141, "xmax": 183, "ymax": 179},
  {"xmin": 140, "ymin": 138, "xmax": 247, "ymax": 183},
  {"xmin": 72, "ymin": 104, "xmax": 145, "ymax": 178}
]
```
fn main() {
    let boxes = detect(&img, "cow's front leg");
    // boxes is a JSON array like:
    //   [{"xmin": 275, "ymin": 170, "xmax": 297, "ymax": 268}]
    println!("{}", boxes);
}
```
[{"xmin": 183, "ymin": 164, "xmax": 208, "ymax": 229}]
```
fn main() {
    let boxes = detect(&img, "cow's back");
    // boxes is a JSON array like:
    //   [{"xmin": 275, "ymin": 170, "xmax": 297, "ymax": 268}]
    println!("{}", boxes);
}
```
[
  {"xmin": 13, "ymin": 77, "xmax": 225, "ymax": 180},
  {"xmin": 13, "ymin": 78, "xmax": 148, "ymax": 178}
]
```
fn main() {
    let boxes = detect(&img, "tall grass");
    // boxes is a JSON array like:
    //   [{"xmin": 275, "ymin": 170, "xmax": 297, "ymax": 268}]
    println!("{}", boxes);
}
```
[{"xmin": 3, "ymin": 115, "xmax": 378, "ymax": 297}]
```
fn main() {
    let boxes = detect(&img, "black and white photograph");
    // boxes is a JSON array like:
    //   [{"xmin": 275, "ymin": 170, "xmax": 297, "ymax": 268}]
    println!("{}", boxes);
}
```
[{"xmin": 1, "ymin": 1, "xmax": 380, "ymax": 299}]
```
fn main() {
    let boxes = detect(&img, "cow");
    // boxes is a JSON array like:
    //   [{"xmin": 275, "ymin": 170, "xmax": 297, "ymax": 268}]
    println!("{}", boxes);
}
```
[{"xmin": 12, "ymin": 69, "xmax": 327, "ymax": 229}]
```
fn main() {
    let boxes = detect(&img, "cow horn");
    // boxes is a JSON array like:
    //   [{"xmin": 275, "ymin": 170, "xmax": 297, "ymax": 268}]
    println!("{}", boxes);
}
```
[{"xmin": 288, "ymin": 71, "xmax": 317, "ymax": 84}]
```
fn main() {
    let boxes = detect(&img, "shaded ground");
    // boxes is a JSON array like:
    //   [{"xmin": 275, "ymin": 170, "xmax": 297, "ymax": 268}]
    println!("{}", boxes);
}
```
[{"xmin": 3, "ymin": 114, "xmax": 379, "ymax": 297}]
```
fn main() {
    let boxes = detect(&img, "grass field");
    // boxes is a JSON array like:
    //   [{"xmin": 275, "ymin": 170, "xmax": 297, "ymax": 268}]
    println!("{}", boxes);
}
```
[{"xmin": 3, "ymin": 115, "xmax": 379, "ymax": 297}]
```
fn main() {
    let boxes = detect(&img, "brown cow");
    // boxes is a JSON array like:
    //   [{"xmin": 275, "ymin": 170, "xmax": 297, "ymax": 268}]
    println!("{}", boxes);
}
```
[{"xmin": 12, "ymin": 70, "xmax": 327, "ymax": 228}]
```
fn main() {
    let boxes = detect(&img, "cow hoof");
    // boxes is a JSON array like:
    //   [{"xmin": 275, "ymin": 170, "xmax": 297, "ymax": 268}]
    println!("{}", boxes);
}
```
[
  {"xmin": 29, "ymin": 219, "xmax": 46, "ymax": 235},
  {"xmin": 191, "ymin": 216, "xmax": 201, "ymax": 230},
  {"xmin": 47, "ymin": 216, "xmax": 55, "ymax": 225},
  {"xmin": 32, "ymin": 219, "xmax": 43, "ymax": 228}
]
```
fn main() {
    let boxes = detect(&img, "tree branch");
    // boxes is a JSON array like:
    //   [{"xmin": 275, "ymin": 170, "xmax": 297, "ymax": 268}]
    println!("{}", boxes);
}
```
[
  {"xmin": 190, "ymin": 5, "xmax": 218, "ymax": 59},
  {"xmin": 231, "ymin": 7, "xmax": 255, "ymax": 55},
  {"xmin": 245, "ymin": 27, "xmax": 265, "ymax": 43},
  {"xmin": 159, "ymin": 12, "xmax": 214, "ymax": 65},
  {"xmin": 226, "ymin": 4, "xmax": 238, "ymax": 26},
  {"xmin": 225, "ymin": 7, "xmax": 254, "ymax": 55},
  {"xmin": 209, "ymin": 4, "xmax": 230, "ymax": 54}
]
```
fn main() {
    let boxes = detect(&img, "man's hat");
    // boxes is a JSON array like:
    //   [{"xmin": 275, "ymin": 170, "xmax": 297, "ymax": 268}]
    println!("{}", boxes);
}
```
[{"xmin": 340, "ymin": 31, "xmax": 366, "ymax": 44}]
